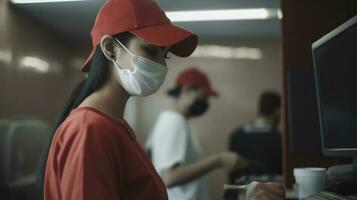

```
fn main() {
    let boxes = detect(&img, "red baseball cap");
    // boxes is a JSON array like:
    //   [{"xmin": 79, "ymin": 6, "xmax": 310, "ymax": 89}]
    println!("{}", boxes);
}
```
[
  {"xmin": 82, "ymin": 0, "xmax": 198, "ymax": 72},
  {"xmin": 176, "ymin": 68, "xmax": 218, "ymax": 97}
]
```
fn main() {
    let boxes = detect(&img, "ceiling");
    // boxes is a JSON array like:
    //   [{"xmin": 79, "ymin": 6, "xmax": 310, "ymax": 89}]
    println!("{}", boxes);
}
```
[{"xmin": 12, "ymin": 0, "xmax": 280, "ymax": 43}]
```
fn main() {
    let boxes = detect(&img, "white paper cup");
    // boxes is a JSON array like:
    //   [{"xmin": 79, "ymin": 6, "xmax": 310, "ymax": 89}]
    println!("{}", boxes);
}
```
[{"xmin": 294, "ymin": 168, "xmax": 326, "ymax": 199}]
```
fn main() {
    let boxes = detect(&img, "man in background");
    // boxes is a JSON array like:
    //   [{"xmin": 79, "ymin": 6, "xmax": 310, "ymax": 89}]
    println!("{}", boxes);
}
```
[{"xmin": 229, "ymin": 91, "xmax": 282, "ymax": 184}]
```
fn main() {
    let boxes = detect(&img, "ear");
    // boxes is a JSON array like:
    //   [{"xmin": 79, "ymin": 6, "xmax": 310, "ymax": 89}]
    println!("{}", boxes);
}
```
[{"xmin": 100, "ymin": 35, "xmax": 117, "ymax": 60}]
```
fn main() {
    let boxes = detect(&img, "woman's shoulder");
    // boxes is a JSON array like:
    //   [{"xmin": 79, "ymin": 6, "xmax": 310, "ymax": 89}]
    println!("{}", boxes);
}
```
[
  {"xmin": 70, "ymin": 107, "xmax": 119, "ymax": 126},
  {"xmin": 57, "ymin": 107, "xmax": 132, "ymax": 140}
]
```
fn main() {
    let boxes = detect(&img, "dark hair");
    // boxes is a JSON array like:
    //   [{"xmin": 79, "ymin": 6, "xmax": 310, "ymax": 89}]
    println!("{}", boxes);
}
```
[
  {"xmin": 36, "ymin": 32, "xmax": 133, "ymax": 199},
  {"xmin": 258, "ymin": 91, "xmax": 281, "ymax": 116},
  {"xmin": 167, "ymin": 85, "xmax": 182, "ymax": 97},
  {"xmin": 167, "ymin": 85, "xmax": 202, "ymax": 98}
]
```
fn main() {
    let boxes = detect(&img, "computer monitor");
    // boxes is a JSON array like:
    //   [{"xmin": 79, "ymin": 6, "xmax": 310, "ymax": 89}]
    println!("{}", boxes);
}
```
[
  {"xmin": 312, "ymin": 15, "xmax": 357, "ymax": 163},
  {"xmin": 286, "ymin": 69, "xmax": 322, "ymax": 155}
]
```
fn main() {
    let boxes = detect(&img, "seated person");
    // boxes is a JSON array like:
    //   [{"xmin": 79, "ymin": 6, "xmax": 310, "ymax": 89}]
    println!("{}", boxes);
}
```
[{"xmin": 229, "ymin": 91, "xmax": 282, "ymax": 184}]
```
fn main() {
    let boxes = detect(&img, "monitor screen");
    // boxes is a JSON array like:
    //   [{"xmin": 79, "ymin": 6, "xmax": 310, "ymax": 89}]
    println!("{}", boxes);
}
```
[
  {"xmin": 313, "ymin": 15, "xmax": 357, "ymax": 156},
  {"xmin": 287, "ymin": 70, "xmax": 322, "ymax": 155}
]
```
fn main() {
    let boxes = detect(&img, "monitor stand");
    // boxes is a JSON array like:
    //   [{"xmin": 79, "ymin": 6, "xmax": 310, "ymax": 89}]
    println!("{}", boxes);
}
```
[{"xmin": 325, "ymin": 158, "xmax": 357, "ymax": 195}]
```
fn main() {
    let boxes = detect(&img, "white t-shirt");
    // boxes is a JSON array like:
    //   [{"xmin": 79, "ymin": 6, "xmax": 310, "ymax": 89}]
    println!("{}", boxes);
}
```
[{"xmin": 146, "ymin": 110, "xmax": 209, "ymax": 200}]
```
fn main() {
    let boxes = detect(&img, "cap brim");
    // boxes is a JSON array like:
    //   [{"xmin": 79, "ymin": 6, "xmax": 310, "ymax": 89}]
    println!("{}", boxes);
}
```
[
  {"xmin": 182, "ymin": 83, "xmax": 219, "ymax": 97},
  {"xmin": 205, "ymin": 88, "xmax": 219, "ymax": 97},
  {"xmin": 81, "ymin": 24, "xmax": 198, "ymax": 72},
  {"xmin": 130, "ymin": 23, "xmax": 198, "ymax": 57}
]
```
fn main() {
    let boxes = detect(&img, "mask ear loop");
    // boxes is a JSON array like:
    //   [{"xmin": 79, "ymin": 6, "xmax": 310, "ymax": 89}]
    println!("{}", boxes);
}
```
[
  {"xmin": 113, "ymin": 37, "xmax": 134, "ymax": 57},
  {"xmin": 112, "ymin": 37, "xmax": 138, "ymax": 73},
  {"xmin": 113, "ymin": 37, "xmax": 167, "ymax": 72}
]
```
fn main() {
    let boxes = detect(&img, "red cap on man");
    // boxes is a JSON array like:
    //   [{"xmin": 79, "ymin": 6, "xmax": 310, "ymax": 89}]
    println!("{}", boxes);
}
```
[
  {"xmin": 176, "ymin": 68, "xmax": 218, "ymax": 97},
  {"xmin": 82, "ymin": 0, "xmax": 198, "ymax": 72}
]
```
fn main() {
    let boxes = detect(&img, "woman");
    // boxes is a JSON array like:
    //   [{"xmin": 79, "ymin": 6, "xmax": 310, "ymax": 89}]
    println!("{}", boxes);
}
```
[{"xmin": 39, "ymin": 0, "xmax": 197, "ymax": 199}]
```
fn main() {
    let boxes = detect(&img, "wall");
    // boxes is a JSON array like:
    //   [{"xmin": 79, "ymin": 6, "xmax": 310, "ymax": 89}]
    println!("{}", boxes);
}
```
[
  {"xmin": 0, "ymin": 2, "xmax": 85, "ymax": 123},
  {"xmin": 134, "ymin": 38, "xmax": 281, "ymax": 200}
]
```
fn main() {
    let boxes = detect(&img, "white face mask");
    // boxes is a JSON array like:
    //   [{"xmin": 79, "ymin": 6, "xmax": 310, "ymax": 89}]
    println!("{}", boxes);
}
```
[{"xmin": 112, "ymin": 39, "xmax": 168, "ymax": 96}]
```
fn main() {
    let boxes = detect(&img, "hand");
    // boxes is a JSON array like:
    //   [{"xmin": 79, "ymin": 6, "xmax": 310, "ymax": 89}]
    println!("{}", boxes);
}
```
[
  {"xmin": 246, "ymin": 181, "xmax": 285, "ymax": 200},
  {"xmin": 216, "ymin": 152, "xmax": 248, "ymax": 172}
]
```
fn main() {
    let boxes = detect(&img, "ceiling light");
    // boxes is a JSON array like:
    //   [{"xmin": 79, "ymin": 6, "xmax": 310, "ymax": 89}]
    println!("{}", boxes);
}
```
[
  {"xmin": 278, "ymin": 9, "xmax": 283, "ymax": 19},
  {"xmin": 8, "ymin": 1, "xmax": 279, "ymax": 22},
  {"xmin": 191, "ymin": 45, "xmax": 263, "ymax": 60},
  {"xmin": 166, "ymin": 8, "xmax": 277, "ymax": 22},
  {"xmin": 10, "ymin": 0, "xmax": 88, "ymax": 4},
  {"xmin": 19, "ymin": 56, "xmax": 50, "ymax": 73}
]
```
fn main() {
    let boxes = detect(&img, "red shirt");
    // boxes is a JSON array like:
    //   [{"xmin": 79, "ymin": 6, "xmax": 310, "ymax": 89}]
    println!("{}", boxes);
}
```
[{"xmin": 44, "ymin": 107, "xmax": 168, "ymax": 200}]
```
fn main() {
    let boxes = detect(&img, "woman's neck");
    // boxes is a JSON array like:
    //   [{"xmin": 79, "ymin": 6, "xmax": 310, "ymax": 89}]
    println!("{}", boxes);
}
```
[{"xmin": 79, "ymin": 77, "xmax": 129, "ymax": 122}]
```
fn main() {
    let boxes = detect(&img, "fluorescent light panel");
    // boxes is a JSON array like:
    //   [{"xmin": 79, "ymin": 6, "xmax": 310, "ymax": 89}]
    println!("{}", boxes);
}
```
[
  {"xmin": 19, "ymin": 56, "xmax": 50, "ymax": 73},
  {"xmin": 166, "ymin": 8, "xmax": 277, "ymax": 22},
  {"xmin": 192, "ymin": 45, "xmax": 263, "ymax": 60},
  {"xmin": 9, "ymin": 0, "xmax": 278, "ymax": 22},
  {"xmin": 11, "ymin": 0, "xmax": 88, "ymax": 4}
]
